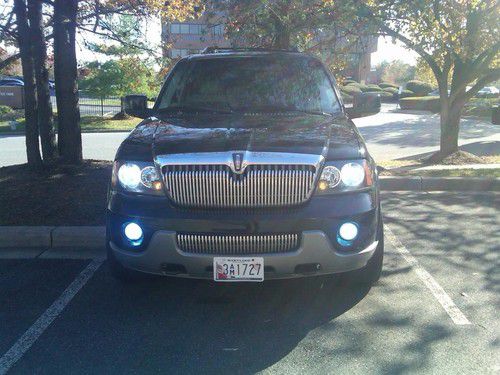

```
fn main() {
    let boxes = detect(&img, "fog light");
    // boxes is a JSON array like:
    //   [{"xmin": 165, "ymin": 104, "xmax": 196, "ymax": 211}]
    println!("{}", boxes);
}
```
[
  {"xmin": 123, "ymin": 222, "xmax": 143, "ymax": 245},
  {"xmin": 337, "ymin": 222, "xmax": 358, "ymax": 246}
]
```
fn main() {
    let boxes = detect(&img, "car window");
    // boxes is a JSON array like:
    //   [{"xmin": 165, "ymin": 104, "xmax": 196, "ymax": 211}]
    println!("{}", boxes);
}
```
[{"xmin": 158, "ymin": 55, "xmax": 341, "ymax": 114}]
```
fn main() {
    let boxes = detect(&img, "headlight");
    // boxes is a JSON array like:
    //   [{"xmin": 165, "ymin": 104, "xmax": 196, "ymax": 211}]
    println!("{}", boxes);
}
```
[
  {"xmin": 316, "ymin": 160, "xmax": 373, "ymax": 194},
  {"xmin": 112, "ymin": 161, "xmax": 163, "ymax": 195},
  {"xmin": 118, "ymin": 163, "xmax": 141, "ymax": 189},
  {"xmin": 340, "ymin": 163, "xmax": 365, "ymax": 187},
  {"xmin": 318, "ymin": 166, "xmax": 341, "ymax": 190}
]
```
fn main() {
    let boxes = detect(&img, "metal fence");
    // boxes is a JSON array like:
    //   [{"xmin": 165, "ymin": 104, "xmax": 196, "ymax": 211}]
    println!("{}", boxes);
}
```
[{"xmin": 50, "ymin": 91, "xmax": 122, "ymax": 117}]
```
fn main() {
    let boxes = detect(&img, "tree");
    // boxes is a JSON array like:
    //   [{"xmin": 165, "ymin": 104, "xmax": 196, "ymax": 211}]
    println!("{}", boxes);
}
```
[
  {"xmin": 54, "ymin": 0, "xmax": 82, "ymax": 164},
  {"xmin": 414, "ymin": 58, "xmax": 438, "ymax": 87},
  {"xmin": 218, "ymin": 0, "xmax": 339, "ymax": 49},
  {"xmin": 13, "ymin": 0, "xmax": 42, "ymax": 168},
  {"xmin": 361, "ymin": 0, "xmax": 500, "ymax": 160},
  {"xmin": 379, "ymin": 60, "xmax": 416, "ymax": 86},
  {"xmin": 28, "ymin": 0, "xmax": 57, "ymax": 161},
  {"xmin": 80, "ymin": 59, "xmax": 160, "ymax": 99}
]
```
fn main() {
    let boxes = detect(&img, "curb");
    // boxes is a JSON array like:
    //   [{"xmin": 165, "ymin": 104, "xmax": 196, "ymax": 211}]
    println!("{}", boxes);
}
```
[
  {"xmin": 0, "ymin": 226, "xmax": 105, "ymax": 249},
  {"xmin": 379, "ymin": 176, "xmax": 500, "ymax": 191}
]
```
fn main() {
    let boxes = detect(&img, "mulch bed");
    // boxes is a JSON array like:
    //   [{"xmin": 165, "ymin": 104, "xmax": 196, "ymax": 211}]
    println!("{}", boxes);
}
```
[{"xmin": 0, "ymin": 160, "xmax": 111, "ymax": 226}]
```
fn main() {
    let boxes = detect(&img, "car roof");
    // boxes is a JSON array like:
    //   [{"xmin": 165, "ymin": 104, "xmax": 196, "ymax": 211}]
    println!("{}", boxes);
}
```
[{"xmin": 183, "ymin": 50, "xmax": 313, "ymax": 62}]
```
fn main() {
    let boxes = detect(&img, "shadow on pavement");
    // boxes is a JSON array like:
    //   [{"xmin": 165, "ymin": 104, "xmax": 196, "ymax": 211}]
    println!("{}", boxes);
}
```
[{"xmin": 11, "ymin": 272, "xmax": 374, "ymax": 374}]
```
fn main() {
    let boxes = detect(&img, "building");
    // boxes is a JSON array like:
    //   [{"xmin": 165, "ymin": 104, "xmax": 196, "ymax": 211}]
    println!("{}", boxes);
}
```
[
  {"xmin": 161, "ymin": 15, "xmax": 377, "ymax": 82},
  {"xmin": 161, "ymin": 12, "xmax": 230, "ymax": 58}
]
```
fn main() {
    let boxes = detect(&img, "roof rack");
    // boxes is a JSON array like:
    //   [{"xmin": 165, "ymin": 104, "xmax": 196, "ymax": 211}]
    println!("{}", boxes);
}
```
[{"xmin": 201, "ymin": 46, "xmax": 300, "ymax": 54}]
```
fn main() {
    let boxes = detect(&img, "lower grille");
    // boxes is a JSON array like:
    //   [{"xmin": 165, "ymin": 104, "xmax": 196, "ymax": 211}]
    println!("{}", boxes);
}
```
[{"xmin": 176, "ymin": 233, "xmax": 300, "ymax": 255}]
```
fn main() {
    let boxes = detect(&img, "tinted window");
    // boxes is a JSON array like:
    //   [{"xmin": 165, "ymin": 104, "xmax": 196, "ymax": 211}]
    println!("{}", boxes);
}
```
[{"xmin": 158, "ymin": 55, "xmax": 341, "ymax": 114}]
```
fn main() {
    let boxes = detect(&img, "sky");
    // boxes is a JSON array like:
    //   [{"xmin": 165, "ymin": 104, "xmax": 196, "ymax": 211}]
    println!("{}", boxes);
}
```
[{"xmin": 371, "ymin": 37, "xmax": 419, "ymax": 66}]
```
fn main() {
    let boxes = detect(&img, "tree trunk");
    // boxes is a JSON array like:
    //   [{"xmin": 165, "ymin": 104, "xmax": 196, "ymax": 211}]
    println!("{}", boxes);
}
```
[
  {"xmin": 54, "ymin": 0, "xmax": 82, "ymax": 164},
  {"xmin": 439, "ymin": 102, "xmax": 461, "ymax": 157},
  {"xmin": 13, "ymin": 0, "xmax": 42, "ymax": 168},
  {"xmin": 28, "ymin": 0, "xmax": 57, "ymax": 162}
]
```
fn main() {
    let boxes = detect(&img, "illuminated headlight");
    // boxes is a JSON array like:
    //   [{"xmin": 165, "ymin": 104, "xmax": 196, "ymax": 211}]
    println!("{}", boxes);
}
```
[
  {"xmin": 118, "ymin": 163, "xmax": 142, "ymax": 189},
  {"xmin": 340, "ymin": 163, "xmax": 365, "ymax": 187},
  {"xmin": 316, "ymin": 160, "xmax": 372, "ymax": 194},
  {"xmin": 113, "ymin": 161, "xmax": 163, "ymax": 194},
  {"xmin": 318, "ymin": 166, "xmax": 341, "ymax": 190},
  {"xmin": 123, "ymin": 222, "xmax": 143, "ymax": 246},
  {"xmin": 337, "ymin": 222, "xmax": 359, "ymax": 246}
]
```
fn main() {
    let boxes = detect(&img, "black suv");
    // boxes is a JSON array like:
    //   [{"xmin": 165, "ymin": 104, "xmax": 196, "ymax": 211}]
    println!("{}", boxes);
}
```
[{"xmin": 107, "ymin": 48, "xmax": 383, "ymax": 284}]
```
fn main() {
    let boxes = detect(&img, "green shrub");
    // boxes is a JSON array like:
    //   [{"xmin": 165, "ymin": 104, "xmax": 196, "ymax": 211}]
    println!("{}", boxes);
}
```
[
  {"xmin": 399, "ymin": 89, "xmax": 415, "ymax": 99},
  {"xmin": 358, "ymin": 84, "xmax": 372, "ymax": 92},
  {"xmin": 379, "ymin": 82, "xmax": 399, "ymax": 89},
  {"xmin": 367, "ymin": 91, "xmax": 395, "ymax": 103},
  {"xmin": 405, "ymin": 80, "xmax": 434, "ymax": 96},
  {"xmin": 366, "ymin": 84, "xmax": 383, "ymax": 92},
  {"xmin": 340, "ymin": 85, "xmax": 362, "ymax": 96},
  {"xmin": 399, "ymin": 96, "xmax": 441, "ymax": 112},
  {"xmin": 383, "ymin": 87, "xmax": 399, "ymax": 94},
  {"xmin": 463, "ymin": 98, "xmax": 500, "ymax": 117},
  {"xmin": 344, "ymin": 79, "xmax": 358, "ymax": 85},
  {"xmin": 0, "ymin": 105, "xmax": 12, "ymax": 115}
]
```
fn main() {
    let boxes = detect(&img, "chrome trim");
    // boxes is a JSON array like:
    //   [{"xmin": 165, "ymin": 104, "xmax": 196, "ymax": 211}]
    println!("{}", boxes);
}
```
[
  {"xmin": 156, "ymin": 151, "xmax": 323, "ymax": 208},
  {"xmin": 176, "ymin": 233, "xmax": 300, "ymax": 255},
  {"xmin": 155, "ymin": 151, "xmax": 324, "ymax": 174}
]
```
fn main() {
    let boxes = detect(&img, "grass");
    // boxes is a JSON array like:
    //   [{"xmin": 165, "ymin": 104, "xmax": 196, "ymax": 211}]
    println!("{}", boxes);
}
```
[{"xmin": 0, "ymin": 114, "xmax": 141, "ymax": 133}]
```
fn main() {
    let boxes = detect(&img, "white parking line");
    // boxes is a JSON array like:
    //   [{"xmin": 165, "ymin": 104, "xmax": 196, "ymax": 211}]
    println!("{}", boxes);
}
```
[
  {"xmin": 385, "ymin": 225, "xmax": 471, "ymax": 325},
  {"xmin": 0, "ymin": 259, "xmax": 103, "ymax": 375}
]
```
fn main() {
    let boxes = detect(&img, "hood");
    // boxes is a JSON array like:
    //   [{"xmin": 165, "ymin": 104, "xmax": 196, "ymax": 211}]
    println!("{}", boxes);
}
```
[{"xmin": 115, "ymin": 113, "xmax": 364, "ymax": 161}]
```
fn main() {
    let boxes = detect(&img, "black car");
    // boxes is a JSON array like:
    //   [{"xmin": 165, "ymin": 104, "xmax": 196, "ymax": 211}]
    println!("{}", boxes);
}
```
[{"xmin": 107, "ymin": 48, "xmax": 383, "ymax": 284}]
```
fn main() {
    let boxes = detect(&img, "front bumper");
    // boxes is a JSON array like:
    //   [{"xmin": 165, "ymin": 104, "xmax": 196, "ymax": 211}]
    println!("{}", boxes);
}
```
[
  {"xmin": 110, "ymin": 231, "xmax": 378, "ymax": 279},
  {"xmin": 107, "ymin": 188, "xmax": 380, "ymax": 279}
]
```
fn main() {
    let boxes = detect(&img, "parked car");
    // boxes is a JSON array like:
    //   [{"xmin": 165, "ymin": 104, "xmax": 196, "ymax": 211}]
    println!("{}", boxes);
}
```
[
  {"xmin": 476, "ymin": 86, "xmax": 499, "ymax": 98},
  {"xmin": 107, "ymin": 48, "xmax": 383, "ymax": 285},
  {"xmin": 0, "ymin": 78, "xmax": 24, "ymax": 87}
]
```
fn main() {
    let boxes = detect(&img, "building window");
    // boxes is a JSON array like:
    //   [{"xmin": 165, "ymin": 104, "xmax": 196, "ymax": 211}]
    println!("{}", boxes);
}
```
[
  {"xmin": 213, "ymin": 25, "xmax": 224, "ymax": 36},
  {"xmin": 170, "ymin": 23, "xmax": 180, "ymax": 34}
]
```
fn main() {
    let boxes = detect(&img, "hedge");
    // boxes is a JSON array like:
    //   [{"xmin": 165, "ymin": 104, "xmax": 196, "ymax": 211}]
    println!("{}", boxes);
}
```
[
  {"xmin": 399, "ymin": 96, "xmax": 440, "ymax": 112},
  {"xmin": 0, "ymin": 105, "xmax": 12, "ymax": 115},
  {"xmin": 344, "ymin": 79, "xmax": 358, "ymax": 85},
  {"xmin": 383, "ymin": 87, "xmax": 399, "ymax": 95},
  {"xmin": 365, "ymin": 84, "xmax": 383, "ymax": 92},
  {"xmin": 399, "ymin": 89, "xmax": 415, "ymax": 99},
  {"xmin": 379, "ymin": 82, "xmax": 399, "ymax": 89},
  {"xmin": 405, "ymin": 80, "xmax": 434, "ymax": 96},
  {"xmin": 340, "ymin": 84, "xmax": 362, "ymax": 96}
]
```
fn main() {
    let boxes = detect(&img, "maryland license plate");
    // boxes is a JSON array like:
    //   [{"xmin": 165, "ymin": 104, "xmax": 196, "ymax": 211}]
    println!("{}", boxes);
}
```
[{"xmin": 213, "ymin": 257, "xmax": 264, "ymax": 282}]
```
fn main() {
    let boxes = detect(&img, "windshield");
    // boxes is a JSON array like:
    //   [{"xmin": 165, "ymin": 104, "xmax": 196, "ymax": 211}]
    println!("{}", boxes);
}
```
[{"xmin": 157, "ymin": 55, "xmax": 342, "ymax": 115}]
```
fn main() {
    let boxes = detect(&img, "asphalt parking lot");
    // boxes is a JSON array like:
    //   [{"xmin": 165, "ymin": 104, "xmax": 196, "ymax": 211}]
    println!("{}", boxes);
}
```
[{"xmin": 0, "ymin": 192, "xmax": 498, "ymax": 374}]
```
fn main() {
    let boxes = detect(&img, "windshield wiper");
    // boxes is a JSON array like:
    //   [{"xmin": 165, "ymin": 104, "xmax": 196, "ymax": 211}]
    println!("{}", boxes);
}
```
[
  {"xmin": 157, "ymin": 105, "xmax": 233, "ymax": 115},
  {"xmin": 241, "ymin": 105, "xmax": 334, "ymax": 117}
]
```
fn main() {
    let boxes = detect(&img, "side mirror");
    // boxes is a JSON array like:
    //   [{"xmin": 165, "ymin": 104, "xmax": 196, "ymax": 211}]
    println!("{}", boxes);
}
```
[
  {"xmin": 122, "ymin": 94, "xmax": 152, "ymax": 119},
  {"xmin": 346, "ymin": 92, "xmax": 381, "ymax": 119}
]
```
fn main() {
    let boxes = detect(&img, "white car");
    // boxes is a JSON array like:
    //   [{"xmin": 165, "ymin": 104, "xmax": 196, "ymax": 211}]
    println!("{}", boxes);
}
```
[{"xmin": 477, "ymin": 86, "xmax": 499, "ymax": 97}]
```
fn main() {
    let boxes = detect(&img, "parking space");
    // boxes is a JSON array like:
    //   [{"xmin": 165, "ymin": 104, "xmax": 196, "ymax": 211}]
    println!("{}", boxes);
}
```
[{"xmin": 0, "ymin": 192, "xmax": 498, "ymax": 374}]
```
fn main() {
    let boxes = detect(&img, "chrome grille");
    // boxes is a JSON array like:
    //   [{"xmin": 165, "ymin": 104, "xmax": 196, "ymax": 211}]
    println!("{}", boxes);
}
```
[
  {"xmin": 162, "ymin": 164, "xmax": 317, "ymax": 208},
  {"xmin": 176, "ymin": 233, "xmax": 300, "ymax": 255}
]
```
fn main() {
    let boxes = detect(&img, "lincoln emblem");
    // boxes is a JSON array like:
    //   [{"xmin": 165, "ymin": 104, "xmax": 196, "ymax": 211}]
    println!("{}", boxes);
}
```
[{"xmin": 232, "ymin": 152, "xmax": 244, "ymax": 172}]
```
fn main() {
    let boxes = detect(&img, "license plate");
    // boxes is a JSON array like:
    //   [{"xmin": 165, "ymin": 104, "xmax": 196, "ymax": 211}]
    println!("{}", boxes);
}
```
[{"xmin": 213, "ymin": 257, "xmax": 264, "ymax": 282}]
